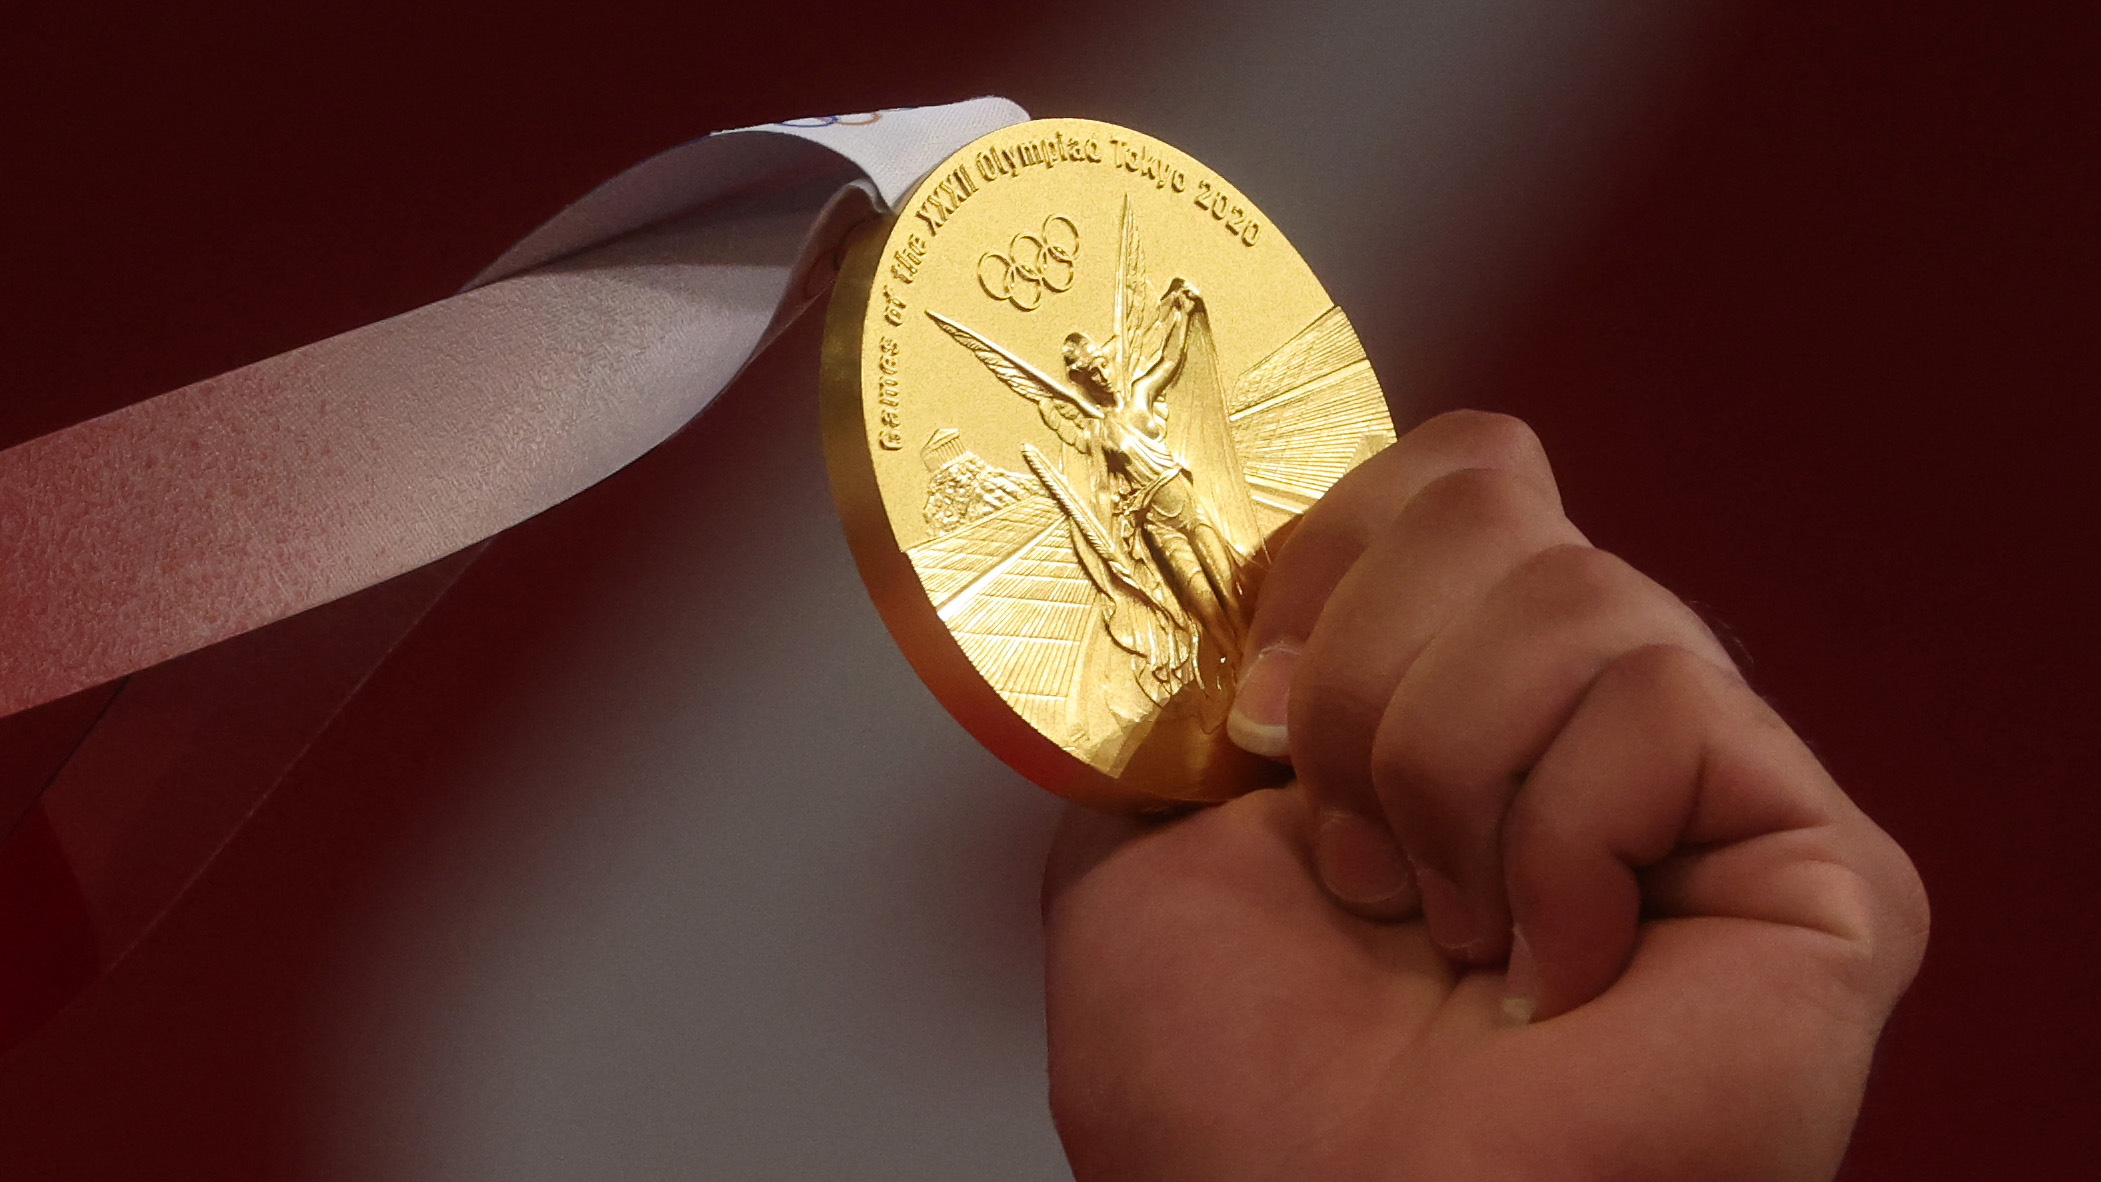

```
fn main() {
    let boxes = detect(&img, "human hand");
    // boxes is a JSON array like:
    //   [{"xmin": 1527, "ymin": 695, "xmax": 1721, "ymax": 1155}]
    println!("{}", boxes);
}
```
[{"xmin": 1042, "ymin": 412, "xmax": 1928, "ymax": 1181}]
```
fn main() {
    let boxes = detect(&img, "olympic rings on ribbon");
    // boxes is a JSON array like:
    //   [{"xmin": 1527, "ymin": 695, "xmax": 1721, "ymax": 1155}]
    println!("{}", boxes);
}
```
[
  {"xmin": 776, "ymin": 111, "xmax": 889, "ymax": 128},
  {"xmin": 977, "ymin": 215, "xmax": 1079, "ymax": 311}
]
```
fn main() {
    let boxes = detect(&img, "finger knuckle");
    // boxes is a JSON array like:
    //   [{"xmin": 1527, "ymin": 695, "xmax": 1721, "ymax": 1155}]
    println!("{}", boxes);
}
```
[
  {"xmin": 1859, "ymin": 822, "xmax": 1932, "ymax": 971},
  {"xmin": 1600, "ymin": 642, "xmax": 1722, "ymax": 699},
  {"xmin": 1401, "ymin": 465, "xmax": 1543, "ymax": 536},
  {"xmin": 1422, "ymin": 409, "xmax": 1553, "ymax": 478},
  {"xmin": 1891, "ymin": 853, "xmax": 1933, "ymax": 959},
  {"xmin": 1428, "ymin": 407, "xmax": 1546, "ymax": 461},
  {"xmin": 1596, "ymin": 644, "xmax": 1775, "ymax": 737},
  {"xmin": 1505, "ymin": 543, "xmax": 1640, "ymax": 626}
]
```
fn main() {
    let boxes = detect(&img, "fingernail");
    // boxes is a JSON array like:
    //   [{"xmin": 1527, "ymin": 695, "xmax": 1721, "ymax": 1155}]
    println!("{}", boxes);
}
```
[
  {"xmin": 1411, "ymin": 860, "xmax": 1489, "ymax": 960},
  {"xmin": 1501, "ymin": 926, "xmax": 1538, "ymax": 1028},
  {"xmin": 1227, "ymin": 643, "xmax": 1299, "ymax": 759},
  {"xmin": 1312, "ymin": 810, "xmax": 1415, "ymax": 909}
]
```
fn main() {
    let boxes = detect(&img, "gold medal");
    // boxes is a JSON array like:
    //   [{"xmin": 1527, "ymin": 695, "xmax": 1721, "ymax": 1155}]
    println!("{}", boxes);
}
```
[{"xmin": 822, "ymin": 119, "xmax": 1396, "ymax": 812}]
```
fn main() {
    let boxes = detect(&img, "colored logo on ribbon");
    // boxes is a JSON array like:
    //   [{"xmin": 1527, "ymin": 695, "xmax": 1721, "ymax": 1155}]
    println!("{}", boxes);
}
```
[{"xmin": 777, "ymin": 111, "xmax": 888, "ymax": 128}]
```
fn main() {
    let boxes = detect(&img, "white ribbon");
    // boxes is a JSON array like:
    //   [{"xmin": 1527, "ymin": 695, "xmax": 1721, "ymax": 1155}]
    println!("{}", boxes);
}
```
[
  {"xmin": 0, "ymin": 98, "xmax": 1025, "ymax": 1005},
  {"xmin": 0, "ymin": 97, "xmax": 1026, "ymax": 717}
]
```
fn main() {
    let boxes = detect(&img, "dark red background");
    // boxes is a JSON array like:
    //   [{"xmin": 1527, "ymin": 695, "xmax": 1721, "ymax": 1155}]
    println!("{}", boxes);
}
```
[{"xmin": 1, "ymin": 1, "xmax": 2095, "ymax": 1175}]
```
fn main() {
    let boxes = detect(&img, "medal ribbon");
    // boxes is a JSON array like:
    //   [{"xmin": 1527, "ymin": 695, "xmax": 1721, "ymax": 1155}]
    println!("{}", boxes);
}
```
[{"xmin": 0, "ymin": 98, "xmax": 1027, "ymax": 1049}]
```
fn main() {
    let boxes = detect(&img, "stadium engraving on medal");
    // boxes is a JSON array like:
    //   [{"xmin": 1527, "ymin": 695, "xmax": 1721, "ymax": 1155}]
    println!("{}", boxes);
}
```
[{"xmin": 823, "ymin": 119, "xmax": 1396, "ymax": 811}]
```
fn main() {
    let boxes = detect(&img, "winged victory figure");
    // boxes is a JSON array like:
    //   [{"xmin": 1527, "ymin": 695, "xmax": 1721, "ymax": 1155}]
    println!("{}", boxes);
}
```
[
  {"xmin": 927, "ymin": 198, "xmax": 1267, "ymax": 707},
  {"xmin": 911, "ymin": 198, "xmax": 1394, "ymax": 765}
]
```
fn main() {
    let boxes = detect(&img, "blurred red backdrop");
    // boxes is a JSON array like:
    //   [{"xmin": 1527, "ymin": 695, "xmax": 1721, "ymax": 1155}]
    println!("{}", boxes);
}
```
[{"xmin": 0, "ymin": 0, "xmax": 2093, "ymax": 1176}]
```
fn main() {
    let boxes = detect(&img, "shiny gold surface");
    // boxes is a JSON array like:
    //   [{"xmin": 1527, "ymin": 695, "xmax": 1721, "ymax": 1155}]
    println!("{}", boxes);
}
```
[{"xmin": 823, "ymin": 119, "xmax": 1395, "ymax": 812}]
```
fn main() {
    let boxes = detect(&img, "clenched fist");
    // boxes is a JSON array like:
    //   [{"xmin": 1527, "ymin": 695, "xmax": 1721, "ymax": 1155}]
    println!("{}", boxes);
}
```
[{"xmin": 1043, "ymin": 412, "xmax": 1928, "ymax": 1181}]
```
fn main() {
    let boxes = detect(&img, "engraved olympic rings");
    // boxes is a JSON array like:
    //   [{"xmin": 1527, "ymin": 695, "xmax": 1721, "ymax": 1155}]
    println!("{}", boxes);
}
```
[{"xmin": 977, "ymin": 215, "xmax": 1079, "ymax": 311}]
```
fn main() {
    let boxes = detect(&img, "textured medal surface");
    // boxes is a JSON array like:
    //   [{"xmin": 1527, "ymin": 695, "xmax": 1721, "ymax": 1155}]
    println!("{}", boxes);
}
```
[{"xmin": 823, "ymin": 119, "xmax": 1396, "ymax": 811}]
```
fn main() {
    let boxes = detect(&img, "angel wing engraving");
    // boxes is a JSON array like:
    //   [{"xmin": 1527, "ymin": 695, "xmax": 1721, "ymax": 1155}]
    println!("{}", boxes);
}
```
[
  {"xmin": 924, "ymin": 310, "xmax": 1101, "ymax": 453},
  {"xmin": 1112, "ymin": 199, "xmax": 1147, "ymax": 388}
]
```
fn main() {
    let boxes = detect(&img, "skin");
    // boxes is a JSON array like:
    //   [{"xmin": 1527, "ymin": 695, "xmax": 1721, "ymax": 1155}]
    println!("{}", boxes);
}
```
[{"xmin": 1042, "ymin": 411, "xmax": 1930, "ymax": 1181}]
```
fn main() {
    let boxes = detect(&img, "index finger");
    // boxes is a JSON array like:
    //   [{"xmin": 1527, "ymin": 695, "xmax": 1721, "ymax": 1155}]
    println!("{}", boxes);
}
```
[{"xmin": 1227, "ymin": 410, "xmax": 1570, "ymax": 758}]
